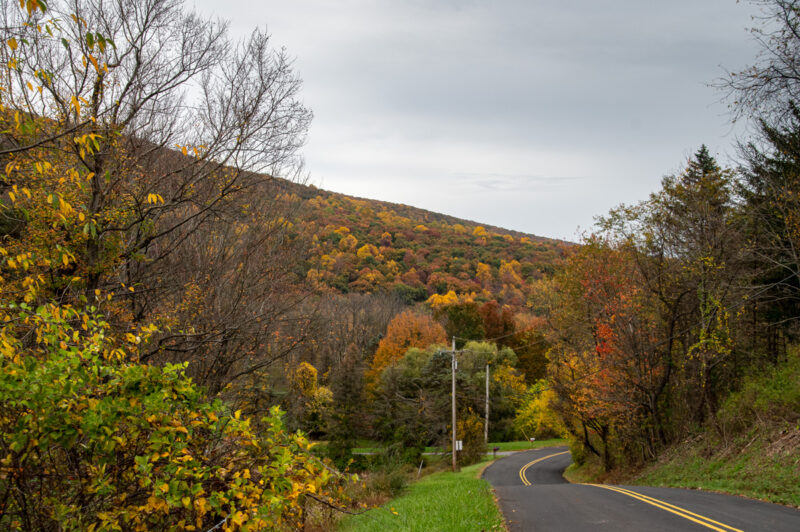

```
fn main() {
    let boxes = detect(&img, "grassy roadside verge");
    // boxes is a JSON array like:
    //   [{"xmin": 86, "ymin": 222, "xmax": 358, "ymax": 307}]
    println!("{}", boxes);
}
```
[
  {"xmin": 628, "ymin": 427, "xmax": 800, "ymax": 507},
  {"xmin": 345, "ymin": 438, "xmax": 567, "ymax": 455},
  {"xmin": 487, "ymin": 438, "xmax": 566, "ymax": 452},
  {"xmin": 561, "ymin": 429, "xmax": 800, "ymax": 507},
  {"xmin": 337, "ymin": 458, "xmax": 505, "ymax": 531}
]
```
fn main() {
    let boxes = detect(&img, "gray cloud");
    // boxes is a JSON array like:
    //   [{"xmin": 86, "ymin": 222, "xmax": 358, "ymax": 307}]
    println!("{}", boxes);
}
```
[
  {"xmin": 460, "ymin": 174, "xmax": 587, "ymax": 191},
  {"xmin": 192, "ymin": 0, "xmax": 761, "ymax": 240}
]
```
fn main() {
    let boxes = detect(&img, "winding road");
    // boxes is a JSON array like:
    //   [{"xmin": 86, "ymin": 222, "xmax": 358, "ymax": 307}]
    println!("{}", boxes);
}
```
[{"xmin": 482, "ymin": 446, "xmax": 800, "ymax": 531}]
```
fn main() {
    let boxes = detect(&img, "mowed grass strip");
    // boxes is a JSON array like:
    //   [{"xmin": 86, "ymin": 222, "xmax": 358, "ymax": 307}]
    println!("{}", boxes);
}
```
[
  {"xmin": 488, "ymin": 438, "xmax": 566, "ymax": 452},
  {"xmin": 338, "ymin": 461, "xmax": 505, "ymax": 531},
  {"xmin": 350, "ymin": 439, "xmax": 566, "ymax": 455}
]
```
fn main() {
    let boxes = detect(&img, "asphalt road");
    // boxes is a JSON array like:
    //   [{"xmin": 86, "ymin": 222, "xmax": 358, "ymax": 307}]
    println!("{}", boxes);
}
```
[{"xmin": 482, "ymin": 446, "xmax": 800, "ymax": 531}]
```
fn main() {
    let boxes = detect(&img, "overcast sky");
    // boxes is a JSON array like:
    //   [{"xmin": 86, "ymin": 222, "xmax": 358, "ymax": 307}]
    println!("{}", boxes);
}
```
[{"xmin": 193, "ymin": 0, "xmax": 761, "ymax": 241}]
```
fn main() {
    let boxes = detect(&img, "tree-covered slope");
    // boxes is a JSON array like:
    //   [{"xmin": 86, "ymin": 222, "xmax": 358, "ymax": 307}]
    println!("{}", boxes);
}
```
[{"xmin": 282, "ymin": 182, "xmax": 569, "ymax": 307}]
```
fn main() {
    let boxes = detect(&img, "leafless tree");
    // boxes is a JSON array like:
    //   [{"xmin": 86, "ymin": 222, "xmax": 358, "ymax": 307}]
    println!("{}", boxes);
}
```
[
  {"xmin": 0, "ymin": 0, "xmax": 315, "ymax": 392},
  {"xmin": 717, "ymin": 0, "xmax": 800, "ymax": 123}
]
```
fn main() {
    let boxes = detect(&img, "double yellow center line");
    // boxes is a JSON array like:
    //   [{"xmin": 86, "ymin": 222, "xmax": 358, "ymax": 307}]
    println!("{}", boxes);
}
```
[
  {"xmin": 516, "ymin": 452, "xmax": 742, "ymax": 531},
  {"xmin": 518, "ymin": 450, "xmax": 570, "ymax": 485},
  {"xmin": 586, "ymin": 484, "xmax": 743, "ymax": 532}
]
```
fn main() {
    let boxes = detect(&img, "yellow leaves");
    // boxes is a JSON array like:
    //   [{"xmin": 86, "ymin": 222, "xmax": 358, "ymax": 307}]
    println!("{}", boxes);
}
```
[
  {"xmin": 19, "ymin": 0, "xmax": 47, "ymax": 15},
  {"xmin": 70, "ymin": 95, "xmax": 81, "ymax": 116},
  {"xmin": 34, "ymin": 161, "xmax": 52, "ymax": 175},
  {"xmin": 234, "ymin": 409, "xmax": 241, "ymax": 420},
  {"xmin": 146, "ymin": 193, "xmax": 164, "ymax": 205},
  {"xmin": 7, "ymin": 38, "xmax": 18, "ymax": 51},
  {"xmin": 426, "ymin": 290, "xmax": 474, "ymax": 310},
  {"xmin": 194, "ymin": 497, "xmax": 209, "ymax": 515},
  {"xmin": 356, "ymin": 243, "xmax": 380, "ymax": 260},
  {"xmin": 146, "ymin": 495, "xmax": 169, "ymax": 513},
  {"xmin": 74, "ymin": 132, "xmax": 102, "ymax": 157},
  {"xmin": 58, "ymin": 196, "xmax": 73, "ymax": 215},
  {"xmin": 88, "ymin": 54, "xmax": 100, "ymax": 73},
  {"xmin": 174, "ymin": 144, "xmax": 206, "ymax": 158},
  {"xmin": 338, "ymin": 233, "xmax": 358, "ymax": 252},
  {"xmin": 231, "ymin": 511, "xmax": 247, "ymax": 526},
  {"xmin": 5, "ymin": 161, "xmax": 18, "ymax": 176}
]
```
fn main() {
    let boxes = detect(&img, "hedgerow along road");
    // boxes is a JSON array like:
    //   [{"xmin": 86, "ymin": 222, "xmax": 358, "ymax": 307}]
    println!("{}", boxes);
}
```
[{"xmin": 482, "ymin": 446, "xmax": 800, "ymax": 531}]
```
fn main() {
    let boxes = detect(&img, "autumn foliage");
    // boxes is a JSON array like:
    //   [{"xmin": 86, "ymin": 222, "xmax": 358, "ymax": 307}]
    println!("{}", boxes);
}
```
[
  {"xmin": 369, "ymin": 310, "xmax": 447, "ymax": 377},
  {"xmin": 0, "ymin": 0, "xmax": 351, "ymax": 529}
]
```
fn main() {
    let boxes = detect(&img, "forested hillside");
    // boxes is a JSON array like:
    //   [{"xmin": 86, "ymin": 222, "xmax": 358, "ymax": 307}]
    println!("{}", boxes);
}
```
[
  {"xmin": 2, "ymin": 0, "xmax": 800, "ymax": 529},
  {"xmin": 297, "ymin": 185, "xmax": 566, "ymax": 303}
]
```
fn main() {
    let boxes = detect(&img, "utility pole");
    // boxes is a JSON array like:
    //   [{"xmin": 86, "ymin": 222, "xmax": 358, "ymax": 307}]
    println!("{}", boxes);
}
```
[
  {"xmin": 451, "ymin": 336, "xmax": 458, "ymax": 472},
  {"xmin": 485, "ymin": 362, "xmax": 490, "ymax": 444}
]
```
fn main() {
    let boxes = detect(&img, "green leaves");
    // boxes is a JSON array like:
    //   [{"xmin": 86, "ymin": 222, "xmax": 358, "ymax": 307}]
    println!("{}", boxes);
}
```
[{"xmin": 0, "ymin": 304, "xmax": 350, "ymax": 530}]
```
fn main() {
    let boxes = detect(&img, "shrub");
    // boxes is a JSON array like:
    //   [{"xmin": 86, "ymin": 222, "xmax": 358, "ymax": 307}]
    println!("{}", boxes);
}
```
[
  {"xmin": 456, "ymin": 409, "xmax": 487, "ymax": 466},
  {"xmin": 0, "ymin": 304, "xmax": 349, "ymax": 530}
]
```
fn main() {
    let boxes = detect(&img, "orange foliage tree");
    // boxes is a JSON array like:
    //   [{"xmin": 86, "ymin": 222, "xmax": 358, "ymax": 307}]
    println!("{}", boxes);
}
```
[
  {"xmin": 368, "ymin": 311, "xmax": 446, "ymax": 378},
  {"xmin": 545, "ymin": 237, "xmax": 667, "ymax": 469}
]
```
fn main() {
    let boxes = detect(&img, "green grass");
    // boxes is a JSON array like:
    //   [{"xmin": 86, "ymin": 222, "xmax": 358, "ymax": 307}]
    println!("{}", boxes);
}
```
[
  {"xmin": 488, "ymin": 438, "xmax": 566, "ymax": 451},
  {"xmin": 338, "ymin": 459, "xmax": 505, "ymax": 531},
  {"xmin": 350, "ymin": 438, "xmax": 567, "ymax": 455},
  {"xmin": 630, "ymin": 429, "xmax": 800, "ymax": 507}
]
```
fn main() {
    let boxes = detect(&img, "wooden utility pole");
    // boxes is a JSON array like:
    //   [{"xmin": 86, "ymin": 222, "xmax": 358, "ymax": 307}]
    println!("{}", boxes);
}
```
[
  {"xmin": 485, "ymin": 363, "xmax": 490, "ymax": 444},
  {"xmin": 451, "ymin": 336, "xmax": 458, "ymax": 472}
]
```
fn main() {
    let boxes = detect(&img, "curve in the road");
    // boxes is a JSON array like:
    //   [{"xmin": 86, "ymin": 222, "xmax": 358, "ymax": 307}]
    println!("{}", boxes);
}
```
[
  {"xmin": 483, "ymin": 446, "xmax": 800, "ymax": 532},
  {"xmin": 519, "ymin": 450, "xmax": 570, "ymax": 486}
]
